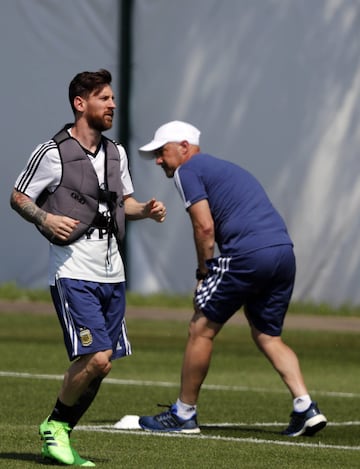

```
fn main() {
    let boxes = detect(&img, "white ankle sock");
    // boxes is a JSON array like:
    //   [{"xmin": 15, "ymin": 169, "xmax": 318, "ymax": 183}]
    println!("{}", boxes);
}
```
[
  {"xmin": 175, "ymin": 398, "xmax": 197, "ymax": 419},
  {"xmin": 293, "ymin": 394, "xmax": 312, "ymax": 413}
]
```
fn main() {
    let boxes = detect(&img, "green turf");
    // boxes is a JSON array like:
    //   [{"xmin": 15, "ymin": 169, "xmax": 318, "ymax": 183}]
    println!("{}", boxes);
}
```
[
  {"xmin": 0, "ymin": 312, "xmax": 359, "ymax": 468},
  {"xmin": 1, "ymin": 281, "xmax": 360, "ymax": 316}
]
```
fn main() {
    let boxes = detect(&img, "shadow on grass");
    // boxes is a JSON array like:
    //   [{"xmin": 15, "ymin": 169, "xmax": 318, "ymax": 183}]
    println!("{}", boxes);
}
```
[
  {"xmin": 0, "ymin": 452, "xmax": 105, "ymax": 466},
  {"xmin": 0, "ymin": 452, "xmax": 47, "ymax": 464}
]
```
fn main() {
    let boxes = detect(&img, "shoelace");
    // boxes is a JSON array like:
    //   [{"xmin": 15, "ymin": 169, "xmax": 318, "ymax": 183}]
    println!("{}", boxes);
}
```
[
  {"xmin": 156, "ymin": 403, "xmax": 173, "ymax": 410},
  {"xmin": 155, "ymin": 403, "xmax": 178, "ymax": 424},
  {"xmin": 52, "ymin": 424, "xmax": 71, "ymax": 441}
]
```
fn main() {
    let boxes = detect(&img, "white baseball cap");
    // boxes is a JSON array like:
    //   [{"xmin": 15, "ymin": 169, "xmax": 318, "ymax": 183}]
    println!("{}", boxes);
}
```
[{"xmin": 138, "ymin": 120, "xmax": 201, "ymax": 158}]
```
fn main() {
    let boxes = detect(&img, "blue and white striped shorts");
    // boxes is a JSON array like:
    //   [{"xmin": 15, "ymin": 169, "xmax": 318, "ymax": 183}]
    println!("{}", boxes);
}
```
[
  {"xmin": 51, "ymin": 278, "xmax": 132, "ymax": 361},
  {"xmin": 194, "ymin": 245, "xmax": 296, "ymax": 336}
]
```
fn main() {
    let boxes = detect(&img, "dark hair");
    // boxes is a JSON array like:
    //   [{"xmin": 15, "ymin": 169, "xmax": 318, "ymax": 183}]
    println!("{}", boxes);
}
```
[{"xmin": 68, "ymin": 69, "xmax": 112, "ymax": 113}]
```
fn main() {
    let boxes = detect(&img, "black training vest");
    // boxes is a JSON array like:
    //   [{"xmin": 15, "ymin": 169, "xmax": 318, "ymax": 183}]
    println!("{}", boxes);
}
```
[{"xmin": 36, "ymin": 124, "xmax": 125, "ymax": 248}]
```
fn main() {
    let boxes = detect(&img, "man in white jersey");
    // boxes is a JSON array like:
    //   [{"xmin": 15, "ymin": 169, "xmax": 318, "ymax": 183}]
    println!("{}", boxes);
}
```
[{"xmin": 10, "ymin": 69, "xmax": 166, "ymax": 466}]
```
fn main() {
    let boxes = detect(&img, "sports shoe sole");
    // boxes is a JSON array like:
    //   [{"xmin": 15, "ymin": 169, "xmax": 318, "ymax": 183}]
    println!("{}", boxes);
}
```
[
  {"xmin": 140, "ymin": 424, "xmax": 200, "ymax": 434},
  {"xmin": 304, "ymin": 416, "xmax": 327, "ymax": 436},
  {"xmin": 289, "ymin": 414, "xmax": 327, "ymax": 437}
]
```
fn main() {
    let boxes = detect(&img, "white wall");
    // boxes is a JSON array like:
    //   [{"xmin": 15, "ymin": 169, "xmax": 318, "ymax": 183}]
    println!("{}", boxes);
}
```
[
  {"xmin": 128, "ymin": 0, "xmax": 360, "ymax": 305},
  {"xmin": 2, "ymin": 0, "xmax": 360, "ymax": 306},
  {"xmin": 1, "ymin": 0, "xmax": 120, "ymax": 287}
]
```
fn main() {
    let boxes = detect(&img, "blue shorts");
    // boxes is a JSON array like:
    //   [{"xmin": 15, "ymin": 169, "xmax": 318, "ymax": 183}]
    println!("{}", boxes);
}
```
[
  {"xmin": 51, "ymin": 278, "xmax": 132, "ymax": 361},
  {"xmin": 194, "ymin": 245, "xmax": 296, "ymax": 336}
]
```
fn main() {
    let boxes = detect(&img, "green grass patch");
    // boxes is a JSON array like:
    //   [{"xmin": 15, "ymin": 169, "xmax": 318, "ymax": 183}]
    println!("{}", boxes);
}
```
[
  {"xmin": 0, "ymin": 312, "xmax": 359, "ymax": 468},
  {"xmin": 1, "ymin": 281, "xmax": 360, "ymax": 316},
  {"xmin": 0, "ymin": 282, "xmax": 52, "ymax": 302}
]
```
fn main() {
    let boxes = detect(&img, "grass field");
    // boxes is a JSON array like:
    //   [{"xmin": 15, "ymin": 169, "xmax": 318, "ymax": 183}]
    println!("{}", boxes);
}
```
[
  {"xmin": 0, "ymin": 310, "xmax": 359, "ymax": 468},
  {"xmin": 1, "ymin": 281, "xmax": 360, "ymax": 317}
]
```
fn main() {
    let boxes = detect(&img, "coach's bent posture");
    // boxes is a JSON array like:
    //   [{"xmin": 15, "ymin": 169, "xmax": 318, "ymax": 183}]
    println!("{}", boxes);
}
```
[
  {"xmin": 10, "ymin": 69, "xmax": 166, "ymax": 466},
  {"xmin": 137, "ymin": 120, "xmax": 327, "ymax": 437}
]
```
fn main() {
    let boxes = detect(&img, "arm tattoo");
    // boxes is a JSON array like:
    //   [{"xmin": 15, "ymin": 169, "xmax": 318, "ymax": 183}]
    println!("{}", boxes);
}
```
[{"xmin": 10, "ymin": 190, "xmax": 47, "ymax": 226}]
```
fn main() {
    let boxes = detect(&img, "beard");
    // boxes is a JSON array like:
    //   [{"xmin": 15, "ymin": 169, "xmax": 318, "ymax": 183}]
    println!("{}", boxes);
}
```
[
  {"xmin": 162, "ymin": 165, "xmax": 175, "ymax": 178},
  {"xmin": 87, "ymin": 113, "xmax": 113, "ymax": 132}
]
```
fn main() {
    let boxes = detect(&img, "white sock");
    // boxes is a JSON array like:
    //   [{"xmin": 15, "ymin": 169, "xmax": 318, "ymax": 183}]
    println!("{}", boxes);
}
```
[
  {"xmin": 293, "ymin": 394, "xmax": 312, "ymax": 413},
  {"xmin": 174, "ymin": 398, "xmax": 197, "ymax": 420}
]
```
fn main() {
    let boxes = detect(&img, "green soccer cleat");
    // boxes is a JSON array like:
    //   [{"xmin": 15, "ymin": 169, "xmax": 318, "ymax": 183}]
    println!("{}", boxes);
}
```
[
  {"xmin": 42, "ymin": 443, "xmax": 96, "ymax": 466},
  {"xmin": 39, "ymin": 418, "xmax": 74, "ymax": 465},
  {"xmin": 71, "ymin": 448, "xmax": 96, "ymax": 467}
]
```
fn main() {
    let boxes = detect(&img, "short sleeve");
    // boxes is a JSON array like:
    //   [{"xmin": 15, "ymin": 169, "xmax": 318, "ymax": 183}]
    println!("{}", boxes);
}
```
[
  {"xmin": 117, "ymin": 144, "xmax": 134, "ymax": 196},
  {"xmin": 14, "ymin": 141, "xmax": 62, "ymax": 200},
  {"xmin": 174, "ymin": 166, "xmax": 207, "ymax": 209}
]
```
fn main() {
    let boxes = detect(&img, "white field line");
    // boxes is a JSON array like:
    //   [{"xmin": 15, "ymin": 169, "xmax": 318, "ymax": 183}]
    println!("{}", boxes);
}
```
[
  {"xmin": 201, "ymin": 422, "xmax": 360, "ymax": 427},
  {"xmin": 76, "ymin": 425, "xmax": 360, "ymax": 452},
  {"xmin": 0, "ymin": 370, "xmax": 359, "ymax": 399},
  {"xmin": 0, "ymin": 371, "xmax": 359, "ymax": 452}
]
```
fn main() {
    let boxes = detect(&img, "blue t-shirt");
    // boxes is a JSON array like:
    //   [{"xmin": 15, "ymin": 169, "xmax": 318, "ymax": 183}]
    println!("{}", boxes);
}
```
[{"xmin": 174, "ymin": 153, "xmax": 293, "ymax": 255}]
